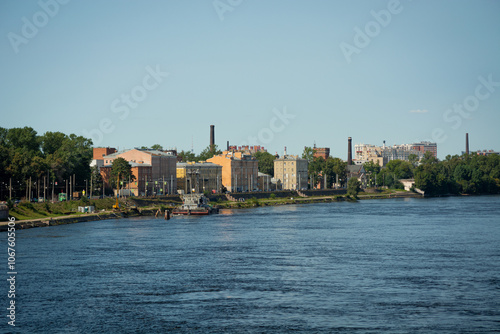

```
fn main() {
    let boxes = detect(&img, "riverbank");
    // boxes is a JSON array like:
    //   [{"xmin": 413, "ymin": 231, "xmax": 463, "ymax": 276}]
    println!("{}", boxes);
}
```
[{"xmin": 0, "ymin": 190, "xmax": 424, "ymax": 231}]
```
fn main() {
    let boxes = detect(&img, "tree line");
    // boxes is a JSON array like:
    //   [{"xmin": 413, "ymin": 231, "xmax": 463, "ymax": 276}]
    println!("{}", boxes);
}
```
[
  {"xmin": 362, "ymin": 151, "xmax": 500, "ymax": 195},
  {"xmin": 414, "ymin": 152, "xmax": 500, "ymax": 195},
  {"xmin": 0, "ymin": 127, "xmax": 93, "ymax": 200}
]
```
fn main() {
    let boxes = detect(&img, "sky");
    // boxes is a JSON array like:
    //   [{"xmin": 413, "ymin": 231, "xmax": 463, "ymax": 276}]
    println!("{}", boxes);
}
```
[{"xmin": 1, "ymin": 0, "xmax": 499, "ymax": 160}]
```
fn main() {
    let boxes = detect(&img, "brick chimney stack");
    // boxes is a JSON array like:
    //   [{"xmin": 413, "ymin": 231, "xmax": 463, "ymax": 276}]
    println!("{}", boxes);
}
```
[
  {"xmin": 466, "ymin": 133, "xmax": 469, "ymax": 155},
  {"xmin": 210, "ymin": 125, "xmax": 215, "ymax": 150},
  {"xmin": 348, "ymin": 137, "xmax": 352, "ymax": 165}
]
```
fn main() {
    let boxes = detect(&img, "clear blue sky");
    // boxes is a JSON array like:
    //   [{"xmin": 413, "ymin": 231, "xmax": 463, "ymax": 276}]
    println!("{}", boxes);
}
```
[{"xmin": 1, "ymin": 0, "xmax": 499, "ymax": 159}]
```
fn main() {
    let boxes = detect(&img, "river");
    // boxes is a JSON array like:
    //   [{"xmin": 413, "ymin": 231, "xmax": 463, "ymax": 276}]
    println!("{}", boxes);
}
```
[{"xmin": 3, "ymin": 195, "xmax": 500, "ymax": 333}]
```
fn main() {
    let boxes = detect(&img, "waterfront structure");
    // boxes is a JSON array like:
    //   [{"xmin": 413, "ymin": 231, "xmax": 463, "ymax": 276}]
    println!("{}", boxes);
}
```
[
  {"xmin": 207, "ymin": 151, "xmax": 259, "ymax": 192},
  {"xmin": 100, "ymin": 149, "xmax": 177, "ymax": 196},
  {"xmin": 354, "ymin": 141, "xmax": 437, "ymax": 165},
  {"xmin": 273, "ymin": 155, "xmax": 308, "ymax": 190},
  {"xmin": 177, "ymin": 162, "xmax": 222, "ymax": 194}
]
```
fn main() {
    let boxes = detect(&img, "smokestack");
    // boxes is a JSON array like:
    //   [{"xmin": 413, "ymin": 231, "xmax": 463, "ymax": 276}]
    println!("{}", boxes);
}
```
[
  {"xmin": 227, "ymin": 140, "xmax": 229, "ymax": 151},
  {"xmin": 348, "ymin": 137, "xmax": 352, "ymax": 165},
  {"xmin": 466, "ymin": 133, "xmax": 469, "ymax": 155},
  {"xmin": 284, "ymin": 146, "xmax": 287, "ymax": 156},
  {"xmin": 210, "ymin": 125, "xmax": 215, "ymax": 149}
]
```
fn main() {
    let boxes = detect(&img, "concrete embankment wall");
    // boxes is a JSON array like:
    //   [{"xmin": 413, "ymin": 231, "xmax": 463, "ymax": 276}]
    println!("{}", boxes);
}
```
[
  {"xmin": 0, "ymin": 209, "xmax": 158, "ymax": 232},
  {"xmin": 301, "ymin": 189, "xmax": 347, "ymax": 197}
]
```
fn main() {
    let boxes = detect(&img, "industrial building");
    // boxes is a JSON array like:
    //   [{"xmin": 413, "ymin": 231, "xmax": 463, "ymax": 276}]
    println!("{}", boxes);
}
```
[{"xmin": 177, "ymin": 162, "xmax": 222, "ymax": 194}]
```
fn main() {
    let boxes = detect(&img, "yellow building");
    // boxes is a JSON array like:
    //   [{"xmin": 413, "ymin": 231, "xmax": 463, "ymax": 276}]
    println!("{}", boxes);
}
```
[
  {"xmin": 274, "ymin": 155, "xmax": 308, "ymax": 190},
  {"xmin": 207, "ymin": 151, "xmax": 258, "ymax": 192},
  {"xmin": 176, "ymin": 162, "xmax": 222, "ymax": 194}
]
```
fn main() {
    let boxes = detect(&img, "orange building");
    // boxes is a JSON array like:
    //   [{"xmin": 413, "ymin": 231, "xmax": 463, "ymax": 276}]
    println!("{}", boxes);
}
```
[{"xmin": 207, "ymin": 151, "xmax": 258, "ymax": 192}]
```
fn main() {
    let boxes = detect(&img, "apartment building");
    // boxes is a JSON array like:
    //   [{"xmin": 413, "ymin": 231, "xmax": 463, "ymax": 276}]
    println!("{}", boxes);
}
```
[
  {"xmin": 207, "ymin": 151, "xmax": 258, "ymax": 192},
  {"xmin": 274, "ymin": 155, "xmax": 308, "ymax": 190}
]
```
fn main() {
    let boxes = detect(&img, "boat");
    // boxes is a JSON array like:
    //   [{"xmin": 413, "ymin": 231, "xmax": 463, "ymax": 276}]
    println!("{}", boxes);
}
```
[{"xmin": 172, "ymin": 193, "xmax": 219, "ymax": 216}]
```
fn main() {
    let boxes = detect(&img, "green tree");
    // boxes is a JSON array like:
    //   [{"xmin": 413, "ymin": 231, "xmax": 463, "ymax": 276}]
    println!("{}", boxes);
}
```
[
  {"xmin": 253, "ymin": 151, "xmax": 276, "ymax": 176},
  {"xmin": 324, "ymin": 157, "xmax": 347, "ymax": 188},
  {"xmin": 421, "ymin": 151, "xmax": 438, "ymax": 165},
  {"xmin": 111, "ymin": 158, "xmax": 135, "ymax": 193},
  {"xmin": 408, "ymin": 154, "xmax": 419, "ymax": 167},
  {"xmin": 347, "ymin": 177, "xmax": 361, "ymax": 197},
  {"xmin": 178, "ymin": 150, "xmax": 197, "ymax": 162},
  {"xmin": 363, "ymin": 161, "xmax": 381, "ymax": 187},
  {"xmin": 302, "ymin": 146, "xmax": 315, "ymax": 164},
  {"xmin": 385, "ymin": 160, "xmax": 414, "ymax": 179},
  {"xmin": 90, "ymin": 165, "xmax": 103, "ymax": 196},
  {"xmin": 198, "ymin": 145, "xmax": 222, "ymax": 161},
  {"xmin": 151, "ymin": 144, "xmax": 163, "ymax": 151}
]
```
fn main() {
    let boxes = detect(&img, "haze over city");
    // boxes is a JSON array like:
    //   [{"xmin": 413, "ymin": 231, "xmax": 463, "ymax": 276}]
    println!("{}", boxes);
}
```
[{"xmin": 1, "ymin": 0, "xmax": 499, "ymax": 159}]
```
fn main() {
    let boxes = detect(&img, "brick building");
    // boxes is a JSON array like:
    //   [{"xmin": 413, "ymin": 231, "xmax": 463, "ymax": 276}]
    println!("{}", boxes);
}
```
[{"xmin": 100, "ymin": 149, "xmax": 177, "ymax": 196}]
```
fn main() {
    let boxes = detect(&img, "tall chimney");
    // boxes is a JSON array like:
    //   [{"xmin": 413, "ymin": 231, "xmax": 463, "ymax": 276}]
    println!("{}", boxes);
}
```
[
  {"xmin": 227, "ymin": 140, "xmax": 229, "ymax": 151},
  {"xmin": 210, "ymin": 125, "xmax": 215, "ymax": 149},
  {"xmin": 348, "ymin": 137, "xmax": 352, "ymax": 165},
  {"xmin": 465, "ymin": 133, "xmax": 469, "ymax": 155}
]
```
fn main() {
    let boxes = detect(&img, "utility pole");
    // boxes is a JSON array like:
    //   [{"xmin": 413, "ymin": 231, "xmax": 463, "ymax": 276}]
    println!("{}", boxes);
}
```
[
  {"xmin": 9, "ymin": 178, "xmax": 12, "ymax": 200},
  {"xmin": 65, "ymin": 179, "xmax": 68, "ymax": 201},
  {"xmin": 43, "ymin": 175, "xmax": 46, "ymax": 202}
]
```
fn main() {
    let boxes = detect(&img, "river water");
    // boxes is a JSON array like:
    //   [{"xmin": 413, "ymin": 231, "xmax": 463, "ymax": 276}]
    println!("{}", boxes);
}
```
[{"xmin": 3, "ymin": 195, "xmax": 500, "ymax": 333}]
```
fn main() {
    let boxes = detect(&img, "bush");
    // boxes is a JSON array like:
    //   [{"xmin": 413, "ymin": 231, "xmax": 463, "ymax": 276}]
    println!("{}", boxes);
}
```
[
  {"xmin": 249, "ymin": 197, "xmax": 260, "ymax": 206},
  {"xmin": 269, "ymin": 193, "xmax": 276, "ymax": 199},
  {"xmin": 347, "ymin": 178, "xmax": 361, "ymax": 197}
]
